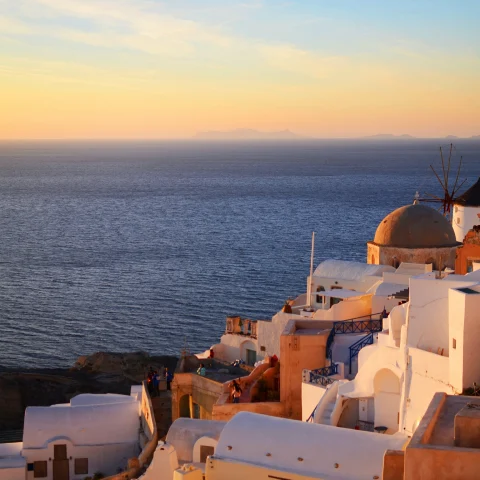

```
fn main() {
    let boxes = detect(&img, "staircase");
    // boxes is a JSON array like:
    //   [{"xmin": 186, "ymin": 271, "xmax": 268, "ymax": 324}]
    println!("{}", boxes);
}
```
[
  {"xmin": 326, "ymin": 313, "xmax": 383, "ymax": 360},
  {"xmin": 348, "ymin": 333, "xmax": 374, "ymax": 374},
  {"xmin": 151, "ymin": 391, "xmax": 172, "ymax": 440}
]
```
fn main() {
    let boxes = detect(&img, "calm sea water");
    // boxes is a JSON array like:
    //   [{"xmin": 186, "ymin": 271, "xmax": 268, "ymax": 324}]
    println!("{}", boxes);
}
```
[{"xmin": 0, "ymin": 139, "xmax": 479, "ymax": 369}]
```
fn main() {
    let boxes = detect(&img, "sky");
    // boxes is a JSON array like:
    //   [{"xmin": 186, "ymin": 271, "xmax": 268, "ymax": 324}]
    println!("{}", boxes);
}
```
[{"xmin": 0, "ymin": 0, "xmax": 479, "ymax": 139}]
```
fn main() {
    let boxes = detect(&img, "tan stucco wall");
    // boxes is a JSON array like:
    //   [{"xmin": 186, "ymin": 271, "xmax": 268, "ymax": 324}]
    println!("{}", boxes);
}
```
[
  {"xmin": 280, "ymin": 323, "xmax": 329, "ymax": 420},
  {"xmin": 382, "ymin": 450, "xmax": 404, "ymax": 480},
  {"xmin": 171, "ymin": 373, "xmax": 224, "ymax": 422},
  {"xmin": 212, "ymin": 401, "xmax": 285, "ymax": 422},
  {"xmin": 367, "ymin": 243, "xmax": 457, "ymax": 269}
]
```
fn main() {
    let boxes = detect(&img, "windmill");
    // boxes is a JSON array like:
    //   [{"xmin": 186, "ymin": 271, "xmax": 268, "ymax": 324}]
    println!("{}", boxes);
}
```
[{"xmin": 414, "ymin": 143, "xmax": 467, "ymax": 219}]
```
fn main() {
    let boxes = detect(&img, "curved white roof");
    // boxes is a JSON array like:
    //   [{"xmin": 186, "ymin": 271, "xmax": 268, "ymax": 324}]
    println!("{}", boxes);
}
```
[
  {"xmin": 314, "ymin": 260, "xmax": 393, "ymax": 281},
  {"xmin": 23, "ymin": 401, "xmax": 139, "ymax": 449},
  {"xmin": 167, "ymin": 418, "xmax": 227, "ymax": 463},
  {"xmin": 216, "ymin": 412, "xmax": 406, "ymax": 479},
  {"xmin": 70, "ymin": 393, "xmax": 135, "ymax": 407}
]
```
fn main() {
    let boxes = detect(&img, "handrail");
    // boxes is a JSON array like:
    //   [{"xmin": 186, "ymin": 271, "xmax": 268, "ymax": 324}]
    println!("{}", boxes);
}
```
[
  {"xmin": 307, "ymin": 371, "xmax": 336, "ymax": 387},
  {"xmin": 348, "ymin": 332, "xmax": 374, "ymax": 374},
  {"xmin": 327, "ymin": 312, "xmax": 383, "ymax": 361},
  {"xmin": 306, "ymin": 405, "xmax": 317, "ymax": 423},
  {"xmin": 311, "ymin": 364, "xmax": 338, "ymax": 377}
]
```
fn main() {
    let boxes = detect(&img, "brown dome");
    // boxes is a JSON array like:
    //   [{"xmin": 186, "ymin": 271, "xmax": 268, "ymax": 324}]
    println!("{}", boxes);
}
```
[{"xmin": 373, "ymin": 204, "xmax": 458, "ymax": 248}]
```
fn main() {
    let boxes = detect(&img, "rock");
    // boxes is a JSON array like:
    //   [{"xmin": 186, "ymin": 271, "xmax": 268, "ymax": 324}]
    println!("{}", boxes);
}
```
[{"xmin": 0, "ymin": 352, "xmax": 178, "ymax": 431}]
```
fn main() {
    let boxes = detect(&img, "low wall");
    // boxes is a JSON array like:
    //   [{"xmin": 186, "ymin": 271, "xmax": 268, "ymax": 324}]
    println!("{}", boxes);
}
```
[
  {"xmin": 212, "ymin": 401, "xmax": 285, "ymax": 422},
  {"xmin": 103, "ymin": 382, "xmax": 158, "ymax": 480}
]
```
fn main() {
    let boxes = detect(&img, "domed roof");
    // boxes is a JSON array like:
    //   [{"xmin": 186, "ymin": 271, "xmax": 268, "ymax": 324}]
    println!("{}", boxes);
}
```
[{"xmin": 373, "ymin": 204, "xmax": 458, "ymax": 248}]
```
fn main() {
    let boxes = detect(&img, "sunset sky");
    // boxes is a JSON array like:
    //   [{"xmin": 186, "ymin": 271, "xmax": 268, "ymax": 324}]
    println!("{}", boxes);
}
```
[{"xmin": 1, "ymin": 0, "xmax": 479, "ymax": 139}]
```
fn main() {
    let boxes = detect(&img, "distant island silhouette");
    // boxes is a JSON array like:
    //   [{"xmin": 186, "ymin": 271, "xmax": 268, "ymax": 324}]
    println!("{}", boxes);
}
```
[
  {"xmin": 194, "ymin": 129, "xmax": 302, "ymax": 140},
  {"xmin": 364, "ymin": 134, "xmax": 415, "ymax": 139}
]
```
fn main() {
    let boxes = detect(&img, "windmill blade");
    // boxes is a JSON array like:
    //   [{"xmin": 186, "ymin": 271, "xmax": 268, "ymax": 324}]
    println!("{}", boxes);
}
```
[
  {"xmin": 423, "ymin": 192, "xmax": 444, "ymax": 201},
  {"xmin": 430, "ymin": 165, "xmax": 446, "ymax": 190},
  {"xmin": 451, "ymin": 156, "xmax": 463, "ymax": 195},
  {"xmin": 452, "ymin": 178, "xmax": 468, "ymax": 198},
  {"xmin": 445, "ymin": 143, "xmax": 453, "ymax": 192},
  {"xmin": 439, "ymin": 146, "xmax": 448, "ymax": 189}
]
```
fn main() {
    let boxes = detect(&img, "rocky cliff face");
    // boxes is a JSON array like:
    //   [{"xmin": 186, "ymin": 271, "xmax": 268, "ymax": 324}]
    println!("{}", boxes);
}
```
[{"xmin": 0, "ymin": 352, "xmax": 178, "ymax": 431}]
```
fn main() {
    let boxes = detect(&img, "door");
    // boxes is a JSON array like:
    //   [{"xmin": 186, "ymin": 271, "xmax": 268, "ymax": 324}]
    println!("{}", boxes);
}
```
[
  {"xmin": 53, "ymin": 444, "xmax": 69, "ymax": 480},
  {"xmin": 246, "ymin": 349, "xmax": 257, "ymax": 366}
]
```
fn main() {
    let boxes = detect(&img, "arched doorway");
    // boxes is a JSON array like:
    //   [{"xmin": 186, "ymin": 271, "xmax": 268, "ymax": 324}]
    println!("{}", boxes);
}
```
[
  {"xmin": 373, "ymin": 368, "xmax": 401, "ymax": 432},
  {"xmin": 240, "ymin": 340, "xmax": 257, "ymax": 366},
  {"xmin": 179, "ymin": 394, "xmax": 190, "ymax": 418}
]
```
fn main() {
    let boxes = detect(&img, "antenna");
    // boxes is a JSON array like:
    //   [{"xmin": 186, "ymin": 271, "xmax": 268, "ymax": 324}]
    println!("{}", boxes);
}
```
[
  {"xmin": 306, "ymin": 232, "xmax": 315, "ymax": 309},
  {"xmin": 416, "ymin": 143, "xmax": 467, "ymax": 218}
]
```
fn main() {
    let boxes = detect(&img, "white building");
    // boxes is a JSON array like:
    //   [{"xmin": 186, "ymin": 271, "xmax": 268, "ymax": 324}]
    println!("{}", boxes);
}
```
[
  {"xmin": 206, "ymin": 260, "xmax": 413, "ymax": 366},
  {"xmin": 0, "ymin": 390, "xmax": 151, "ymax": 480},
  {"xmin": 303, "ymin": 268, "xmax": 480, "ymax": 438}
]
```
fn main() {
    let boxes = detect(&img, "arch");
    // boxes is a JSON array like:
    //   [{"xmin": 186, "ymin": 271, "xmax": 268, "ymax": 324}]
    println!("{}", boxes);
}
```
[
  {"xmin": 179, "ymin": 394, "xmax": 190, "ymax": 418},
  {"xmin": 373, "ymin": 368, "xmax": 401, "ymax": 432},
  {"xmin": 316, "ymin": 285, "xmax": 325, "ymax": 304},
  {"xmin": 193, "ymin": 436, "xmax": 218, "ymax": 463},
  {"xmin": 240, "ymin": 340, "xmax": 257, "ymax": 366},
  {"xmin": 374, "ymin": 368, "xmax": 400, "ymax": 394}
]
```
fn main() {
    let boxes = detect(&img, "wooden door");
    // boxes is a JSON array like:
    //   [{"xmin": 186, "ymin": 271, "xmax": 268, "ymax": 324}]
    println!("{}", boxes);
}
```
[{"xmin": 53, "ymin": 445, "xmax": 69, "ymax": 480}]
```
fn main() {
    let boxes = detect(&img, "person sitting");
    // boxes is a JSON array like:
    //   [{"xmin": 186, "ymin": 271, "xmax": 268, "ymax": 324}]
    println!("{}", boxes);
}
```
[
  {"xmin": 231, "ymin": 380, "xmax": 242, "ymax": 404},
  {"xmin": 197, "ymin": 363, "xmax": 206, "ymax": 376}
]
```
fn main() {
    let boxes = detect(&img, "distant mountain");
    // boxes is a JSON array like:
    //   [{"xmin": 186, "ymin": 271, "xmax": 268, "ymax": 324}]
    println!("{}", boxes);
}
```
[
  {"xmin": 364, "ymin": 134, "xmax": 415, "ymax": 139},
  {"xmin": 470, "ymin": 135, "xmax": 480, "ymax": 139},
  {"xmin": 194, "ymin": 129, "xmax": 303, "ymax": 140},
  {"xmin": 445, "ymin": 135, "xmax": 458, "ymax": 139}
]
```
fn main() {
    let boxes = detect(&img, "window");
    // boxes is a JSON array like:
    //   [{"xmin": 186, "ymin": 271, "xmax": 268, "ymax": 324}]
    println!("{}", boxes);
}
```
[
  {"xmin": 316, "ymin": 286, "xmax": 325, "ymax": 303},
  {"xmin": 75, "ymin": 458, "xmax": 89, "ymax": 475},
  {"xmin": 260, "ymin": 346, "xmax": 266, "ymax": 352},
  {"xmin": 453, "ymin": 338, "xmax": 456, "ymax": 349},
  {"xmin": 200, "ymin": 445, "xmax": 215, "ymax": 463},
  {"xmin": 33, "ymin": 461, "xmax": 47, "ymax": 478}
]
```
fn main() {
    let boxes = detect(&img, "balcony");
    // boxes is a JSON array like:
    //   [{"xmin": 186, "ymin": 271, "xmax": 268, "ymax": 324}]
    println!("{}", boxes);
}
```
[
  {"xmin": 303, "ymin": 364, "xmax": 339, "ymax": 387},
  {"xmin": 225, "ymin": 316, "xmax": 258, "ymax": 339}
]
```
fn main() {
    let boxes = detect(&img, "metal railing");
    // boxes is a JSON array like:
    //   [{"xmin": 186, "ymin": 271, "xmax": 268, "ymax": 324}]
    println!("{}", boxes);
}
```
[
  {"xmin": 304, "ymin": 363, "xmax": 338, "ymax": 387},
  {"xmin": 308, "ymin": 372, "xmax": 336, "ymax": 387},
  {"xmin": 326, "ymin": 313, "xmax": 383, "ymax": 361},
  {"xmin": 349, "ymin": 333, "xmax": 374, "ymax": 374},
  {"xmin": 333, "ymin": 314, "xmax": 383, "ymax": 335},
  {"xmin": 311, "ymin": 364, "xmax": 338, "ymax": 377}
]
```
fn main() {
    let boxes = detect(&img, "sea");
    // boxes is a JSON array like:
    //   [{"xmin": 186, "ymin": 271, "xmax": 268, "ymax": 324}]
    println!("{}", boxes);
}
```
[{"xmin": 0, "ymin": 139, "xmax": 479, "ymax": 369}]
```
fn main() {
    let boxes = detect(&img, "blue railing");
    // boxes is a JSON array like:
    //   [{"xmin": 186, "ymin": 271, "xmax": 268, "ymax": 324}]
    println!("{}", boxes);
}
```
[
  {"xmin": 312, "ymin": 364, "xmax": 338, "ymax": 377},
  {"xmin": 349, "ymin": 333, "xmax": 374, "ymax": 374},
  {"xmin": 326, "ymin": 328, "xmax": 335, "ymax": 360},
  {"xmin": 306, "ymin": 405, "xmax": 317, "ymax": 423},
  {"xmin": 306, "ymin": 363, "xmax": 338, "ymax": 387},
  {"xmin": 326, "ymin": 313, "xmax": 383, "ymax": 361}
]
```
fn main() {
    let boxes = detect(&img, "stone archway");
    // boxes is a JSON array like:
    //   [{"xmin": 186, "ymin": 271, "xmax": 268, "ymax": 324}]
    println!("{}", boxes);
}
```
[{"xmin": 373, "ymin": 368, "xmax": 401, "ymax": 432}]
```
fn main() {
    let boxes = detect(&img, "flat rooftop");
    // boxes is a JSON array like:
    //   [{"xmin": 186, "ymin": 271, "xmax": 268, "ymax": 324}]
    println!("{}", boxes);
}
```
[{"xmin": 427, "ymin": 395, "xmax": 480, "ymax": 447}]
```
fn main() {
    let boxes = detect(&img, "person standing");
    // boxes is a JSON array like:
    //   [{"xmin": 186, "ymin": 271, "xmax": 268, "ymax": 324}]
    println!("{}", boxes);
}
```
[{"xmin": 165, "ymin": 368, "xmax": 173, "ymax": 390}]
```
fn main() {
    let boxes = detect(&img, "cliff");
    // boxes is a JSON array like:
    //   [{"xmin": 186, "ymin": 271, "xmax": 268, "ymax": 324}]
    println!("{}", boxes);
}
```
[{"xmin": 0, "ymin": 351, "xmax": 178, "ymax": 431}]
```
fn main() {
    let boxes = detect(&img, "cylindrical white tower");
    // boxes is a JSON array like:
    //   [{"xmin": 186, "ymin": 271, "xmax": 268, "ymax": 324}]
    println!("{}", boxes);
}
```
[{"xmin": 452, "ymin": 178, "xmax": 480, "ymax": 242}]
